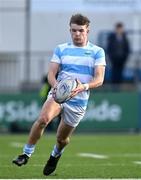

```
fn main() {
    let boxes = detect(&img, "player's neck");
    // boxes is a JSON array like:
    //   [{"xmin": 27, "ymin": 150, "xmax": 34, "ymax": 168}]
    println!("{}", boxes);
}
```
[{"xmin": 73, "ymin": 40, "xmax": 89, "ymax": 47}]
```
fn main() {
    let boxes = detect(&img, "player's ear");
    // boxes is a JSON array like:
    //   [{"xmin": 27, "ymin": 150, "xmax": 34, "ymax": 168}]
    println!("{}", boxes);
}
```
[{"xmin": 86, "ymin": 26, "xmax": 90, "ymax": 33}]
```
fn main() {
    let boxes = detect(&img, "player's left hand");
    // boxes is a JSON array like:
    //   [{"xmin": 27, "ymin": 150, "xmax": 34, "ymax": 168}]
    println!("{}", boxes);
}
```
[
  {"xmin": 52, "ymin": 82, "xmax": 58, "ymax": 99},
  {"xmin": 70, "ymin": 79, "xmax": 85, "ymax": 98}
]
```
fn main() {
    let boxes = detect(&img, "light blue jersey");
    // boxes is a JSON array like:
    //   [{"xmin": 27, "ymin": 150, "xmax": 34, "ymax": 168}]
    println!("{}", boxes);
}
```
[{"xmin": 51, "ymin": 41, "xmax": 106, "ymax": 110}]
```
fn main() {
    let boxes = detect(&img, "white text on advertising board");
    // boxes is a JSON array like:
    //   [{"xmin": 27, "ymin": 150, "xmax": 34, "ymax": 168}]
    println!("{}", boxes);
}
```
[{"xmin": 84, "ymin": 100, "xmax": 122, "ymax": 122}]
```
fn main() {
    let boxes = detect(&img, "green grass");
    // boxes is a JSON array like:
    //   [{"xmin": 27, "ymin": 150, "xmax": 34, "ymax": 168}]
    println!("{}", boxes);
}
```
[{"xmin": 0, "ymin": 134, "xmax": 141, "ymax": 178}]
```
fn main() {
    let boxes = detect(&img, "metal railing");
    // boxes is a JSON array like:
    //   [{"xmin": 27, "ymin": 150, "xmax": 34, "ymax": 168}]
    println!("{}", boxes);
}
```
[{"xmin": 0, "ymin": 51, "xmax": 52, "ymax": 92}]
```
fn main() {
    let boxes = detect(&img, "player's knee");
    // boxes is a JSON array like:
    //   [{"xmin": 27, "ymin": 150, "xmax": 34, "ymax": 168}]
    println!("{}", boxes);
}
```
[
  {"xmin": 37, "ymin": 115, "xmax": 50, "ymax": 128},
  {"xmin": 57, "ymin": 136, "xmax": 70, "ymax": 146}
]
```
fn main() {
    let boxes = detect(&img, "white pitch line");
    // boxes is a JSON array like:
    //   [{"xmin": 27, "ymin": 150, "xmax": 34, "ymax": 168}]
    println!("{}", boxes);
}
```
[
  {"xmin": 0, "ymin": 163, "xmax": 133, "ymax": 168},
  {"xmin": 110, "ymin": 153, "xmax": 141, "ymax": 157},
  {"xmin": 10, "ymin": 142, "xmax": 25, "ymax": 148},
  {"xmin": 78, "ymin": 153, "xmax": 108, "ymax": 159},
  {"xmin": 133, "ymin": 161, "xmax": 141, "ymax": 165}
]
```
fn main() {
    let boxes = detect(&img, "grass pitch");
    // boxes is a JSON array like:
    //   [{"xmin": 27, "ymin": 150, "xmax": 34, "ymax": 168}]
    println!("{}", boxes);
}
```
[{"xmin": 0, "ymin": 133, "xmax": 141, "ymax": 179}]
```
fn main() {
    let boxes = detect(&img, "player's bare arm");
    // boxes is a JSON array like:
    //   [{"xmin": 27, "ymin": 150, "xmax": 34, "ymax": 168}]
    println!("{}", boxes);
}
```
[
  {"xmin": 88, "ymin": 65, "xmax": 105, "ymax": 89},
  {"xmin": 48, "ymin": 62, "xmax": 60, "ymax": 88},
  {"xmin": 71, "ymin": 65, "xmax": 105, "ymax": 97}
]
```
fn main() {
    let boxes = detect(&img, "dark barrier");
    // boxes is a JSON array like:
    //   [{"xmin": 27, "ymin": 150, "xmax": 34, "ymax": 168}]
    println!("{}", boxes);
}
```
[
  {"xmin": 0, "ymin": 93, "xmax": 42, "ymax": 132},
  {"xmin": 77, "ymin": 91, "xmax": 139, "ymax": 132},
  {"xmin": 0, "ymin": 91, "xmax": 139, "ymax": 132}
]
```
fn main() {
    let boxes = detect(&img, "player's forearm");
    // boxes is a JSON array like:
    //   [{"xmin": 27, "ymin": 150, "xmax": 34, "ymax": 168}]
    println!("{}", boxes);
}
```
[
  {"xmin": 87, "ymin": 77, "xmax": 104, "ymax": 89},
  {"xmin": 47, "ymin": 72, "xmax": 57, "ymax": 88},
  {"xmin": 86, "ymin": 65, "xmax": 105, "ymax": 90},
  {"xmin": 73, "ymin": 76, "xmax": 104, "ymax": 94},
  {"xmin": 47, "ymin": 62, "xmax": 60, "ymax": 88}
]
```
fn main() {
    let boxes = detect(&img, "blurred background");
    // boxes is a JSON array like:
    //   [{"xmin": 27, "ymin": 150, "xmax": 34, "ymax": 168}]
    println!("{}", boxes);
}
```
[{"xmin": 0, "ymin": 0, "xmax": 141, "ymax": 133}]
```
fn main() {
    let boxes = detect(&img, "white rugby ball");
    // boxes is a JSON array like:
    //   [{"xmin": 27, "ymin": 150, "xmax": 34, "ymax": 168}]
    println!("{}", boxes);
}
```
[{"xmin": 53, "ymin": 78, "xmax": 77, "ymax": 103}]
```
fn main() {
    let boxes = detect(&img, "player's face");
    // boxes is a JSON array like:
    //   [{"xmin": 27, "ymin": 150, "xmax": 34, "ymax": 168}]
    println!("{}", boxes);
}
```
[{"xmin": 70, "ymin": 24, "xmax": 89, "ymax": 46}]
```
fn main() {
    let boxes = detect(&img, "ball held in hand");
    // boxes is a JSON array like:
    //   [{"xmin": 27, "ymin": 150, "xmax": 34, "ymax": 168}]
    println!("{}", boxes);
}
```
[{"xmin": 53, "ymin": 78, "xmax": 77, "ymax": 103}]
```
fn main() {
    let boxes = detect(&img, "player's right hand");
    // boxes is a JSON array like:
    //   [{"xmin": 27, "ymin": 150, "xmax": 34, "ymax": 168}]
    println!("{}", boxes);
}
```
[{"xmin": 70, "ymin": 79, "xmax": 85, "ymax": 98}]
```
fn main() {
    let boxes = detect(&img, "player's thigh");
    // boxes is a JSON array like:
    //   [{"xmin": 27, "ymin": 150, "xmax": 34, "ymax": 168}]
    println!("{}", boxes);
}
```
[
  {"xmin": 57, "ymin": 119, "xmax": 75, "ymax": 140},
  {"xmin": 39, "ymin": 97, "xmax": 61, "ymax": 122}
]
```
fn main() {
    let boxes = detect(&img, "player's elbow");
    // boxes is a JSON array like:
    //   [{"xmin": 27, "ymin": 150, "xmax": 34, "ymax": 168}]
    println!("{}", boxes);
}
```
[{"xmin": 96, "ymin": 79, "xmax": 104, "ymax": 87}]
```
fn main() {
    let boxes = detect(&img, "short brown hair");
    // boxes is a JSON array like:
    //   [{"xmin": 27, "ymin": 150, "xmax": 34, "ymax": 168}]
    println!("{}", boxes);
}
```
[{"xmin": 69, "ymin": 13, "xmax": 90, "ymax": 27}]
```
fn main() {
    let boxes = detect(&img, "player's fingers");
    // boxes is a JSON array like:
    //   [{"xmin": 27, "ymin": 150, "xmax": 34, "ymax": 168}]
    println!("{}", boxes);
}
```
[
  {"xmin": 75, "ymin": 78, "xmax": 81, "ymax": 85},
  {"xmin": 72, "ymin": 83, "xmax": 85, "ymax": 93},
  {"xmin": 52, "ymin": 87, "xmax": 57, "ymax": 98},
  {"xmin": 69, "ymin": 92, "xmax": 76, "ymax": 98},
  {"xmin": 70, "ymin": 89, "xmax": 80, "ymax": 98}
]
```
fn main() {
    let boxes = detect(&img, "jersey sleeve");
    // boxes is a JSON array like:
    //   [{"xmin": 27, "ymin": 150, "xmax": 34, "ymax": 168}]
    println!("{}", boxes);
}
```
[
  {"xmin": 94, "ymin": 48, "xmax": 106, "ymax": 66},
  {"xmin": 50, "ymin": 46, "xmax": 61, "ymax": 64}
]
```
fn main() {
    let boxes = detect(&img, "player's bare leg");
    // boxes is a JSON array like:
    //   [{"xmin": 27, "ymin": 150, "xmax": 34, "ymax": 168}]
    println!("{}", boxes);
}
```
[
  {"xmin": 12, "ymin": 98, "xmax": 61, "ymax": 166},
  {"xmin": 43, "ymin": 119, "xmax": 75, "ymax": 176},
  {"xmin": 27, "ymin": 98, "xmax": 61, "ymax": 145},
  {"xmin": 56, "ymin": 119, "xmax": 75, "ymax": 150}
]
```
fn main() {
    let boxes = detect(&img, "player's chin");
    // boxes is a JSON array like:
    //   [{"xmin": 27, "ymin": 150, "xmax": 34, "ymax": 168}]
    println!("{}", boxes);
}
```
[{"xmin": 73, "ymin": 40, "xmax": 83, "ymax": 46}]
